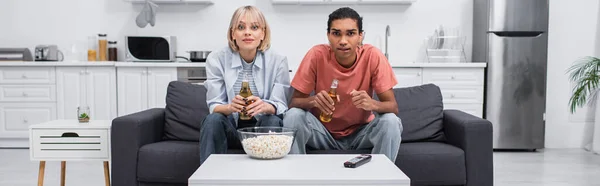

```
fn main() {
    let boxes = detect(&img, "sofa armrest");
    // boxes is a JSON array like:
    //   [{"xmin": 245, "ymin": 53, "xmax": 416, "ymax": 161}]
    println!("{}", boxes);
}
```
[
  {"xmin": 111, "ymin": 108, "xmax": 166, "ymax": 186},
  {"xmin": 443, "ymin": 110, "xmax": 493, "ymax": 186}
]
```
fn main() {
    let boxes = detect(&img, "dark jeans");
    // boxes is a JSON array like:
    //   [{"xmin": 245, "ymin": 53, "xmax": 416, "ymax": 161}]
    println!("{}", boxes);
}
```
[{"xmin": 199, "ymin": 113, "xmax": 283, "ymax": 165}]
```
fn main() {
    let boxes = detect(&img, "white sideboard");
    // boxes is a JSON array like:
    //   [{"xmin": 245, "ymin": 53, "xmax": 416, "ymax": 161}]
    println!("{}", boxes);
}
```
[
  {"xmin": 0, "ymin": 62, "xmax": 485, "ymax": 147},
  {"xmin": 392, "ymin": 63, "xmax": 486, "ymax": 118}
]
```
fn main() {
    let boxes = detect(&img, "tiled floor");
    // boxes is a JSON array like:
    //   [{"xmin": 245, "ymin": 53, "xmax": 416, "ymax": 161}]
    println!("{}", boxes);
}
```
[{"xmin": 1, "ymin": 148, "xmax": 599, "ymax": 186}]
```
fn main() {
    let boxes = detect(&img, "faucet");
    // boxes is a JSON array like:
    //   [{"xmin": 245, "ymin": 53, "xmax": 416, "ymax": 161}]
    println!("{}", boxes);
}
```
[{"xmin": 385, "ymin": 25, "xmax": 390, "ymax": 59}]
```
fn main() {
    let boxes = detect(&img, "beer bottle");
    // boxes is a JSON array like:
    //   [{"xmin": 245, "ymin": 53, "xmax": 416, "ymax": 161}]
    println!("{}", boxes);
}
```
[
  {"xmin": 239, "ymin": 73, "xmax": 254, "ymax": 120},
  {"xmin": 319, "ymin": 79, "xmax": 338, "ymax": 123}
]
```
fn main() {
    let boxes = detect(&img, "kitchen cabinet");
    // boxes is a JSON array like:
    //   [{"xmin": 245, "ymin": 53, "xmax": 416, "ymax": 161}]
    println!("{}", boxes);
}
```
[
  {"xmin": 0, "ymin": 103, "xmax": 57, "ymax": 138},
  {"xmin": 56, "ymin": 67, "xmax": 117, "ymax": 120},
  {"xmin": 0, "ymin": 67, "xmax": 57, "ymax": 147},
  {"xmin": 117, "ymin": 67, "xmax": 177, "ymax": 116},
  {"xmin": 359, "ymin": 0, "xmax": 416, "ymax": 4},
  {"xmin": 393, "ymin": 68, "xmax": 422, "ymax": 88},
  {"xmin": 393, "ymin": 67, "xmax": 485, "ymax": 118},
  {"xmin": 0, "ymin": 67, "xmax": 55, "ymax": 84},
  {"xmin": 272, "ymin": 0, "xmax": 417, "ymax": 5},
  {"xmin": 0, "ymin": 63, "xmax": 194, "ymax": 148}
]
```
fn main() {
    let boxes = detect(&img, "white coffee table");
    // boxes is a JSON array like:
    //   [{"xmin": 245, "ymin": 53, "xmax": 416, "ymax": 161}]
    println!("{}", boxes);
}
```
[{"xmin": 189, "ymin": 154, "xmax": 410, "ymax": 186}]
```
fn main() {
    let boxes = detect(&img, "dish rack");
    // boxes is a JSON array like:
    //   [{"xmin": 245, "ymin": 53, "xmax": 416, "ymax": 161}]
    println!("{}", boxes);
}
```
[{"xmin": 424, "ymin": 34, "xmax": 467, "ymax": 63}]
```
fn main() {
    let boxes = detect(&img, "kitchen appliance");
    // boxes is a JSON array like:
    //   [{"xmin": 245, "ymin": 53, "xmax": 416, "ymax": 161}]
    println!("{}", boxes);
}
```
[
  {"xmin": 34, "ymin": 45, "xmax": 64, "ymax": 61},
  {"xmin": 125, "ymin": 36, "xmax": 177, "ymax": 62},
  {"xmin": 0, "ymin": 48, "xmax": 33, "ymax": 61},
  {"xmin": 177, "ymin": 67, "xmax": 206, "ymax": 85},
  {"xmin": 187, "ymin": 51, "xmax": 211, "ymax": 62},
  {"xmin": 473, "ymin": 0, "xmax": 548, "ymax": 150}
]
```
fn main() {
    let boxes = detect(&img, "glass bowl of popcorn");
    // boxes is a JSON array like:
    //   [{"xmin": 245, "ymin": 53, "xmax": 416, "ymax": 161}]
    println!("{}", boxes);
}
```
[{"xmin": 237, "ymin": 127, "xmax": 296, "ymax": 160}]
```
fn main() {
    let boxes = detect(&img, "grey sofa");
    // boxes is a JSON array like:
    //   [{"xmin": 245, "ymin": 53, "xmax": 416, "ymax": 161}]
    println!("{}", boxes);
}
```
[{"xmin": 111, "ymin": 81, "xmax": 493, "ymax": 186}]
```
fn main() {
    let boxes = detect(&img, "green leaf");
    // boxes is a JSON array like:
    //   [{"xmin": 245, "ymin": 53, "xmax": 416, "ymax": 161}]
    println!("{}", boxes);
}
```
[{"xmin": 567, "ymin": 56, "xmax": 600, "ymax": 113}]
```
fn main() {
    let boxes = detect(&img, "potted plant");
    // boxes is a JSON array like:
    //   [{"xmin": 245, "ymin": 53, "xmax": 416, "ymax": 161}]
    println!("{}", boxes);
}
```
[
  {"xmin": 78, "ymin": 106, "xmax": 90, "ymax": 123},
  {"xmin": 567, "ymin": 56, "xmax": 600, "ymax": 154},
  {"xmin": 568, "ymin": 56, "xmax": 600, "ymax": 113}
]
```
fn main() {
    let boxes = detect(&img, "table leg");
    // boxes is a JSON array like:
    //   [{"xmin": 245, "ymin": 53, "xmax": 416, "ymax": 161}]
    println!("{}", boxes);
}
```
[
  {"xmin": 104, "ymin": 161, "xmax": 110, "ymax": 186},
  {"xmin": 60, "ymin": 161, "xmax": 66, "ymax": 186},
  {"xmin": 37, "ymin": 161, "xmax": 46, "ymax": 186}
]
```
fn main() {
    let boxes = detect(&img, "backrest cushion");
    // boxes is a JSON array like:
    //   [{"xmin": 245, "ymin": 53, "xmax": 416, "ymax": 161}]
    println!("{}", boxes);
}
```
[
  {"xmin": 163, "ymin": 81, "xmax": 209, "ymax": 141},
  {"xmin": 392, "ymin": 84, "xmax": 446, "ymax": 142}
]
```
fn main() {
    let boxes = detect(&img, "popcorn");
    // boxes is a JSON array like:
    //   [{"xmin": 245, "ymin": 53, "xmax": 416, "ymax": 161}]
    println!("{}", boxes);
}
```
[{"xmin": 241, "ymin": 134, "xmax": 294, "ymax": 159}]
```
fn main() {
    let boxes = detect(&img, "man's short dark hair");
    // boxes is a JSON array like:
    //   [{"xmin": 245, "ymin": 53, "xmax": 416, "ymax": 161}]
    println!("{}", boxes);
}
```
[{"xmin": 327, "ymin": 7, "xmax": 363, "ymax": 33}]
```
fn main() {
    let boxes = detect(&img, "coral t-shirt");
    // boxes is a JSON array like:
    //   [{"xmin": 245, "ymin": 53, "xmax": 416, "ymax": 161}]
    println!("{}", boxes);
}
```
[{"xmin": 291, "ymin": 44, "xmax": 398, "ymax": 139}]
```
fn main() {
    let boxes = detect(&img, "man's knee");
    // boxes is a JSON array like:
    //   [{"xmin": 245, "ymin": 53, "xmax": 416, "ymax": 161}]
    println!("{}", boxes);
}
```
[
  {"xmin": 283, "ymin": 108, "xmax": 307, "ymax": 129},
  {"xmin": 377, "ymin": 113, "xmax": 403, "ymax": 135},
  {"xmin": 285, "ymin": 108, "xmax": 306, "ymax": 118}
]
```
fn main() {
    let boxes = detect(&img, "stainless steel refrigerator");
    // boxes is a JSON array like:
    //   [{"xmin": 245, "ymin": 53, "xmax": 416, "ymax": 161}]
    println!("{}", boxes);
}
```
[{"xmin": 473, "ymin": 0, "xmax": 549, "ymax": 150}]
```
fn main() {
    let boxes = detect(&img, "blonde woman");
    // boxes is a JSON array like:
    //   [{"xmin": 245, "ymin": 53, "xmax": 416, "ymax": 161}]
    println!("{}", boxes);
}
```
[{"xmin": 200, "ymin": 5, "xmax": 290, "ymax": 165}]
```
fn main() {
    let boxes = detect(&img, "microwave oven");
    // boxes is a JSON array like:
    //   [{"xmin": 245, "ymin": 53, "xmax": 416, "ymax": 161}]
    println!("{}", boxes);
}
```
[{"xmin": 125, "ymin": 36, "xmax": 177, "ymax": 62}]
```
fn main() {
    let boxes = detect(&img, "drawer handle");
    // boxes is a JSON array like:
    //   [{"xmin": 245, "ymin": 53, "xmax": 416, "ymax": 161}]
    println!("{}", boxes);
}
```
[{"xmin": 61, "ymin": 132, "xmax": 80, "ymax": 137}]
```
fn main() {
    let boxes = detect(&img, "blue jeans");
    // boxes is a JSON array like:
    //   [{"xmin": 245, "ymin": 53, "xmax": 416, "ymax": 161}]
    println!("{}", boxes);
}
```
[
  {"xmin": 282, "ymin": 108, "xmax": 403, "ymax": 162},
  {"xmin": 199, "ymin": 113, "xmax": 282, "ymax": 165}
]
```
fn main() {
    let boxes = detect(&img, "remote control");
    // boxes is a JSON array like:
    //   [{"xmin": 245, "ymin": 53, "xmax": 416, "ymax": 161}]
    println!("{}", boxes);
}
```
[{"xmin": 344, "ymin": 154, "xmax": 372, "ymax": 168}]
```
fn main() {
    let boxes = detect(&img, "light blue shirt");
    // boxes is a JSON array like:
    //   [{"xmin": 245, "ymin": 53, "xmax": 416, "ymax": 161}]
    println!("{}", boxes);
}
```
[
  {"xmin": 204, "ymin": 47, "xmax": 292, "ymax": 122},
  {"xmin": 232, "ymin": 57, "xmax": 259, "ymax": 98}
]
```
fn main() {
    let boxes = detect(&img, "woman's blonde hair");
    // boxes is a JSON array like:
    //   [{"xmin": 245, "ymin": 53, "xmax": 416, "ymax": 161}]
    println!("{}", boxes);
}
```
[{"xmin": 227, "ymin": 6, "xmax": 271, "ymax": 52}]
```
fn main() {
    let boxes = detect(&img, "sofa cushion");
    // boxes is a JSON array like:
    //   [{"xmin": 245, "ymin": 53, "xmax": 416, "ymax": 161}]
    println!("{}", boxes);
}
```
[
  {"xmin": 163, "ymin": 81, "xmax": 208, "ymax": 141},
  {"xmin": 396, "ymin": 142, "xmax": 466, "ymax": 185},
  {"xmin": 393, "ymin": 84, "xmax": 446, "ymax": 142},
  {"xmin": 137, "ymin": 141, "xmax": 200, "ymax": 183}
]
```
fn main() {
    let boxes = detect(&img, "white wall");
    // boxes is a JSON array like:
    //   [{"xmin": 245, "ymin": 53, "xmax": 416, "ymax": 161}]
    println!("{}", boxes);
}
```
[
  {"xmin": 0, "ymin": 0, "xmax": 473, "ymax": 76},
  {"xmin": 546, "ymin": 0, "xmax": 600, "ymax": 148},
  {"xmin": 8, "ymin": 0, "xmax": 598, "ymax": 149}
]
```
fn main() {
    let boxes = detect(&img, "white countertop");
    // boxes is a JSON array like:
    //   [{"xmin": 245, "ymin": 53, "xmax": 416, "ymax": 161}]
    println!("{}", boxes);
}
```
[
  {"xmin": 0, "ymin": 61, "xmax": 206, "ymax": 67},
  {"xmin": 391, "ymin": 62, "xmax": 486, "ymax": 68}
]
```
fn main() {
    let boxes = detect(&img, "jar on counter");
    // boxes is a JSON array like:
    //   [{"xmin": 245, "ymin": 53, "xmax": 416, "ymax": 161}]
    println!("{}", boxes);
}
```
[
  {"xmin": 108, "ymin": 41, "xmax": 118, "ymax": 61},
  {"xmin": 98, "ymin": 34, "xmax": 107, "ymax": 61},
  {"xmin": 87, "ymin": 36, "xmax": 97, "ymax": 61}
]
